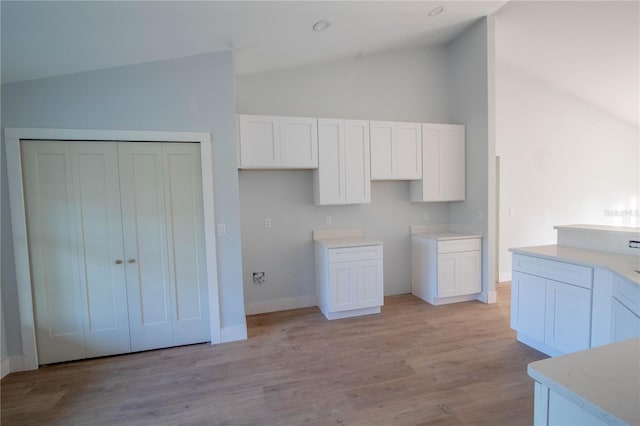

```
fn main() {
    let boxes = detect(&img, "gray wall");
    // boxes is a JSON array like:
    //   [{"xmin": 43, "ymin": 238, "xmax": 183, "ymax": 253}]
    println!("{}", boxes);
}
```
[
  {"xmin": 1, "ymin": 52, "xmax": 246, "ymax": 357},
  {"xmin": 236, "ymin": 47, "xmax": 455, "ymax": 311},
  {"xmin": 447, "ymin": 17, "xmax": 496, "ymax": 299}
]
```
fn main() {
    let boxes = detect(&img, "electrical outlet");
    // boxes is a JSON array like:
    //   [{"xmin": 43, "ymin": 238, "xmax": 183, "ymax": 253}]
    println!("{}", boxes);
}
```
[
  {"xmin": 423, "ymin": 211, "xmax": 430, "ymax": 220},
  {"xmin": 264, "ymin": 218, "xmax": 272, "ymax": 229},
  {"xmin": 217, "ymin": 223, "xmax": 227, "ymax": 237},
  {"xmin": 252, "ymin": 272, "xmax": 265, "ymax": 284},
  {"xmin": 325, "ymin": 215, "xmax": 332, "ymax": 225}
]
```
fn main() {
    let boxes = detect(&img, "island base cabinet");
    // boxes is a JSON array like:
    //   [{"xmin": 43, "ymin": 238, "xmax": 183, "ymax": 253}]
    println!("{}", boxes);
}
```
[
  {"xmin": 545, "ymin": 280, "xmax": 592, "ymax": 354},
  {"xmin": 611, "ymin": 299, "xmax": 640, "ymax": 342},
  {"xmin": 511, "ymin": 272, "xmax": 546, "ymax": 342},
  {"xmin": 511, "ymin": 263, "xmax": 592, "ymax": 357},
  {"xmin": 534, "ymin": 383, "xmax": 607, "ymax": 426}
]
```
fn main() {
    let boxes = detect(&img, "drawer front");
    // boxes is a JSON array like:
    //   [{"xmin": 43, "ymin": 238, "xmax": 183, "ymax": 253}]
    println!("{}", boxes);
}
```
[
  {"xmin": 512, "ymin": 254, "xmax": 592, "ymax": 289},
  {"xmin": 614, "ymin": 275, "xmax": 640, "ymax": 317},
  {"xmin": 328, "ymin": 245, "xmax": 383, "ymax": 262},
  {"xmin": 438, "ymin": 238, "xmax": 481, "ymax": 254}
]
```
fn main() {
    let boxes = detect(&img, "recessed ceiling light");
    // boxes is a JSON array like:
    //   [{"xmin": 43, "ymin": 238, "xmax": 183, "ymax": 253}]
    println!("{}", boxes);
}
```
[
  {"xmin": 312, "ymin": 20, "xmax": 330, "ymax": 32},
  {"xmin": 428, "ymin": 6, "xmax": 444, "ymax": 17}
]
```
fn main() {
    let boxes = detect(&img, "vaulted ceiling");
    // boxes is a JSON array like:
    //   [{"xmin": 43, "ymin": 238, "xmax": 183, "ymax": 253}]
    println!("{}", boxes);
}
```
[{"xmin": 2, "ymin": 1, "xmax": 637, "ymax": 126}]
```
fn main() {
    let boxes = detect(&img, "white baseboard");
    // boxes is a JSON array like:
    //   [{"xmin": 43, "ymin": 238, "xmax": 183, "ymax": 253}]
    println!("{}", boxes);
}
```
[
  {"xmin": 477, "ymin": 290, "xmax": 497, "ymax": 304},
  {"xmin": 244, "ymin": 295, "xmax": 317, "ymax": 316},
  {"xmin": 220, "ymin": 324, "xmax": 248, "ymax": 343},
  {"xmin": 1, "ymin": 355, "xmax": 26, "ymax": 378},
  {"xmin": 498, "ymin": 272, "xmax": 512, "ymax": 283},
  {"xmin": 1, "ymin": 357, "xmax": 10, "ymax": 379}
]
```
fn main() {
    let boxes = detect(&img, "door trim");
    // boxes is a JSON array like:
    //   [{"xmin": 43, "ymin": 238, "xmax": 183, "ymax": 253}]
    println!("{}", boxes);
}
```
[{"xmin": 5, "ymin": 127, "xmax": 221, "ymax": 370}]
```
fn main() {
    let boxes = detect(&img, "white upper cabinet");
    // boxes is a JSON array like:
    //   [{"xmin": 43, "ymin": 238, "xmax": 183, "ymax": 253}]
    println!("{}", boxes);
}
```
[
  {"xmin": 370, "ymin": 121, "xmax": 422, "ymax": 180},
  {"xmin": 237, "ymin": 114, "xmax": 317, "ymax": 169},
  {"xmin": 411, "ymin": 124, "xmax": 465, "ymax": 202},
  {"xmin": 314, "ymin": 119, "xmax": 371, "ymax": 205}
]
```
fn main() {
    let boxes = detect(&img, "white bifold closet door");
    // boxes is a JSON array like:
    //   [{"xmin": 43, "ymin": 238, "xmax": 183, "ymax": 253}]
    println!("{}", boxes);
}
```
[{"xmin": 22, "ymin": 141, "xmax": 209, "ymax": 365}]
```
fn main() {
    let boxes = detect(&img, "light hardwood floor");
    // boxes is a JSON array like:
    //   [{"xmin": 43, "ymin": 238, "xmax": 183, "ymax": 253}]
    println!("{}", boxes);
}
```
[{"xmin": 1, "ymin": 283, "xmax": 546, "ymax": 425}]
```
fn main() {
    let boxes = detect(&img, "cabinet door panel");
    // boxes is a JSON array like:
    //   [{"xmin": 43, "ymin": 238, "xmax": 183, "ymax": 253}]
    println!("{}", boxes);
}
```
[
  {"xmin": 315, "ymin": 119, "xmax": 345, "ymax": 205},
  {"xmin": 162, "ymin": 144, "xmax": 210, "ymax": 345},
  {"xmin": 329, "ymin": 263, "xmax": 358, "ymax": 312},
  {"xmin": 611, "ymin": 298, "xmax": 640, "ymax": 343},
  {"xmin": 119, "ymin": 143, "xmax": 173, "ymax": 351},
  {"xmin": 238, "ymin": 115, "xmax": 280, "ymax": 167},
  {"xmin": 420, "ymin": 126, "xmax": 440, "ymax": 200},
  {"xmin": 441, "ymin": 125, "xmax": 465, "ymax": 201},
  {"xmin": 281, "ymin": 117, "xmax": 318, "ymax": 168},
  {"xmin": 511, "ymin": 272, "xmax": 546, "ymax": 342},
  {"xmin": 359, "ymin": 259, "xmax": 383, "ymax": 308},
  {"xmin": 396, "ymin": 123, "xmax": 422, "ymax": 179},
  {"xmin": 370, "ymin": 121, "xmax": 395, "ymax": 179},
  {"xmin": 437, "ymin": 253, "xmax": 458, "ymax": 298},
  {"xmin": 545, "ymin": 280, "xmax": 591, "ymax": 353},
  {"xmin": 344, "ymin": 120, "xmax": 371, "ymax": 204},
  {"xmin": 456, "ymin": 250, "xmax": 481, "ymax": 295}
]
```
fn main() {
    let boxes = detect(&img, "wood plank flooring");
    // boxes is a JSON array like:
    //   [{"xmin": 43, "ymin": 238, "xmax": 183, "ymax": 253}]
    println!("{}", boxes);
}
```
[{"xmin": 1, "ymin": 283, "xmax": 546, "ymax": 425}]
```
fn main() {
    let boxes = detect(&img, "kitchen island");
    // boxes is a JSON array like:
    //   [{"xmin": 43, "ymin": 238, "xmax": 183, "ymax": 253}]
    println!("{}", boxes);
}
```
[
  {"xmin": 528, "ymin": 338, "xmax": 640, "ymax": 425},
  {"xmin": 510, "ymin": 225, "xmax": 640, "ymax": 356}
]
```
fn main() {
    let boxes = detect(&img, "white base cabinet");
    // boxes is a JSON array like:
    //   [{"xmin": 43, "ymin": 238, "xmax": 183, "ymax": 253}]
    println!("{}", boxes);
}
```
[
  {"xmin": 315, "ymin": 244, "xmax": 383, "ymax": 320},
  {"xmin": 411, "ymin": 235, "xmax": 481, "ymax": 305},
  {"xmin": 511, "ymin": 254, "xmax": 593, "ymax": 357}
]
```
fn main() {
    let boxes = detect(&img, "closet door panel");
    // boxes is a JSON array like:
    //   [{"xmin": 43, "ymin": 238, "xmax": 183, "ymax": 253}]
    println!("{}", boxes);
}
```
[
  {"xmin": 118, "ymin": 143, "xmax": 173, "ymax": 351},
  {"xmin": 71, "ymin": 143, "xmax": 131, "ymax": 357},
  {"xmin": 22, "ymin": 141, "xmax": 86, "ymax": 364},
  {"xmin": 163, "ymin": 144, "xmax": 210, "ymax": 344}
]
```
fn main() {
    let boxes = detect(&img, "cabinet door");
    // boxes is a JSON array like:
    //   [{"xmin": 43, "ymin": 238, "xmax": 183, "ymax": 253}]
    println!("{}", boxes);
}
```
[
  {"xmin": 511, "ymin": 271, "xmax": 546, "ymax": 342},
  {"xmin": 315, "ymin": 119, "xmax": 346, "ymax": 205},
  {"xmin": 545, "ymin": 280, "xmax": 591, "ymax": 353},
  {"xmin": 436, "ymin": 250, "xmax": 481, "ymax": 298},
  {"xmin": 395, "ymin": 122, "xmax": 422, "ymax": 179},
  {"xmin": 370, "ymin": 121, "xmax": 395, "ymax": 180},
  {"xmin": 280, "ymin": 116, "xmax": 318, "ymax": 168},
  {"xmin": 437, "ymin": 253, "xmax": 458, "ymax": 298},
  {"xmin": 455, "ymin": 250, "xmax": 481, "ymax": 295},
  {"xmin": 611, "ymin": 298, "xmax": 640, "ymax": 343},
  {"xmin": 413, "ymin": 124, "xmax": 465, "ymax": 202},
  {"xmin": 358, "ymin": 259, "xmax": 383, "ymax": 309},
  {"xmin": 440, "ymin": 125, "xmax": 465, "ymax": 201},
  {"xmin": 238, "ymin": 115, "xmax": 281, "ymax": 168},
  {"xmin": 344, "ymin": 120, "xmax": 371, "ymax": 204},
  {"xmin": 329, "ymin": 261, "xmax": 359, "ymax": 312}
]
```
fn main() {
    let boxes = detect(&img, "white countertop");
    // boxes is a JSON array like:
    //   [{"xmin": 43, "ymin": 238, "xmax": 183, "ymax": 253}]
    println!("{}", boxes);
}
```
[
  {"xmin": 412, "ymin": 231, "xmax": 482, "ymax": 241},
  {"xmin": 511, "ymin": 244, "xmax": 640, "ymax": 285},
  {"xmin": 554, "ymin": 224, "xmax": 640, "ymax": 234},
  {"xmin": 314, "ymin": 238, "xmax": 383, "ymax": 249},
  {"xmin": 528, "ymin": 338, "xmax": 640, "ymax": 425}
]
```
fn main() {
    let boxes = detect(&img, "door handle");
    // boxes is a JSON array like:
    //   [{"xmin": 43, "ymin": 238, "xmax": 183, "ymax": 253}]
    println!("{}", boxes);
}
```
[
  {"xmin": 127, "ymin": 259, "xmax": 137, "ymax": 264},
  {"xmin": 115, "ymin": 260, "xmax": 123, "ymax": 265}
]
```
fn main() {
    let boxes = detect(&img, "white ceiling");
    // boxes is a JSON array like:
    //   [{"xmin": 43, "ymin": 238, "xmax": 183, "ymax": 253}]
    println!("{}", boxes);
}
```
[
  {"xmin": 3, "ymin": 1, "xmax": 637, "ymax": 127},
  {"xmin": 1, "ymin": 1, "xmax": 506, "ymax": 84},
  {"xmin": 495, "ymin": 1, "xmax": 639, "ymax": 126}
]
